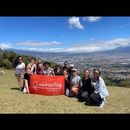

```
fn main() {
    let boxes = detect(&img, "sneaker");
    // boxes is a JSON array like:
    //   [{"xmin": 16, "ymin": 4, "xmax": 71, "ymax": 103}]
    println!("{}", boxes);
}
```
[
  {"xmin": 103, "ymin": 98, "xmax": 107, "ymax": 103},
  {"xmin": 99, "ymin": 101, "xmax": 105, "ymax": 108},
  {"xmin": 65, "ymin": 88, "xmax": 70, "ymax": 96}
]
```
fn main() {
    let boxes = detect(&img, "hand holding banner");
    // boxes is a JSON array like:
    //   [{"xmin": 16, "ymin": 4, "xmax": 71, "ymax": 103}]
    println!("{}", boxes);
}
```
[{"xmin": 29, "ymin": 75, "xmax": 65, "ymax": 96}]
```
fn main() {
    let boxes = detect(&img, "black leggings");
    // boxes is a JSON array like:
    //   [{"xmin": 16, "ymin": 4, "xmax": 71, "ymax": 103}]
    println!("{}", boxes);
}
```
[
  {"xmin": 24, "ymin": 73, "xmax": 30, "ymax": 86},
  {"xmin": 89, "ymin": 92, "xmax": 103, "ymax": 106}
]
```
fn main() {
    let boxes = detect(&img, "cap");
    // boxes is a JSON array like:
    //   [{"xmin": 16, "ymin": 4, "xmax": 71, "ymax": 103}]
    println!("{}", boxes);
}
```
[
  {"xmin": 71, "ymin": 68, "xmax": 77, "ymax": 72},
  {"xmin": 69, "ymin": 64, "xmax": 74, "ymax": 68}
]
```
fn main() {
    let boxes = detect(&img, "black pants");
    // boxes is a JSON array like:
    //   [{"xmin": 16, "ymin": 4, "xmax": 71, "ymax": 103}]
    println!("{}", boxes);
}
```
[
  {"xmin": 80, "ymin": 91, "xmax": 89, "ymax": 99},
  {"xmin": 89, "ymin": 92, "xmax": 103, "ymax": 106}
]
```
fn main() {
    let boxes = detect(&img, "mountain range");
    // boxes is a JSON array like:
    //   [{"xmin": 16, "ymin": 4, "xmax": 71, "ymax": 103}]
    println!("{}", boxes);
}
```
[{"xmin": 5, "ymin": 45, "xmax": 130, "ymax": 58}]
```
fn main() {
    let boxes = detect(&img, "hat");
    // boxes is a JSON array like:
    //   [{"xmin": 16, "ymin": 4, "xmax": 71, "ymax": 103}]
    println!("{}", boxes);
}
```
[
  {"xmin": 71, "ymin": 68, "xmax": 77, "ymax": 72},
  {"xmin": 69, "ymin": 64, "xmax": 74, "ymax": 68}
]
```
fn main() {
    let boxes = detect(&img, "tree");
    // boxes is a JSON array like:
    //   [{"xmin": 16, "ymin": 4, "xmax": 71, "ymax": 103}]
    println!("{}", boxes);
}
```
[
  {"xmin": 2, "ymin": 59, "xmax": 13, "ymax": 69},
  {"xmin": 0, "ymin": 49, "xmax": 3, "ymax": 61}
]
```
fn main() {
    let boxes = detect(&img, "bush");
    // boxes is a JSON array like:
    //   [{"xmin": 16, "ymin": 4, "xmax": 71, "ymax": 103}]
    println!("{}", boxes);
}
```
[{"xmin": 2, "ymin": 59, "xmax": 13, "ymax": 69}]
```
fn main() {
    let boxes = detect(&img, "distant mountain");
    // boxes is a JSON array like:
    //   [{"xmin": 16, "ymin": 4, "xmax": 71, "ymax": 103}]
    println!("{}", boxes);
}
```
[
  {"xmin": 6, "ymin": 45, "xmax": 130, "ymax": 58},
  {"xmin": 95, "ymin": 46, "xmax": 130, "ymax": 54},
  {"xmin": 7, "ymin": 49, "xmax": 71, "ymax": 58}
]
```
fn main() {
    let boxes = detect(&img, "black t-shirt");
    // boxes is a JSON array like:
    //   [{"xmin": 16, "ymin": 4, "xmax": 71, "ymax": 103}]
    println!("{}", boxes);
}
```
[
  {"xmin": 65, "ymin": 75, "xmax": 70, "ymax": 88},
  {"xmin": 82, "ymin": 77, "xmax": 94, "ymax": 95}
]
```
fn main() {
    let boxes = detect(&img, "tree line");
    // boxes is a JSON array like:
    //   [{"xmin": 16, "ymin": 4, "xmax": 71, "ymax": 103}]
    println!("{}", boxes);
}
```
[{"xmin": 0, "ymin": 49, "xmax": 58, "ymax": 70}]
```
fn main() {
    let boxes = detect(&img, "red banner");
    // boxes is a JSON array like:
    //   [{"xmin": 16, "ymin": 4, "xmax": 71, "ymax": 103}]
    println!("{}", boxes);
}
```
[{"xmin": 29, "ymin": 75, "xmax": 65, "ymax": 96}]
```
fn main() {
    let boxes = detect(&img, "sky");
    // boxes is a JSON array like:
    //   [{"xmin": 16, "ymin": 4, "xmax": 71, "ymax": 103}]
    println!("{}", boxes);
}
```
[{"xmin": 0, "ymin": 16, "xmax": 130, "ymax": 53}]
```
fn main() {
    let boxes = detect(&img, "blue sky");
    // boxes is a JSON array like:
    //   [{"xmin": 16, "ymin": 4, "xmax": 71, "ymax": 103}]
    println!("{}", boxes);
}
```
[{"xmin": 0, "ymin": 16, "xmax": 130, "ymax": 52}]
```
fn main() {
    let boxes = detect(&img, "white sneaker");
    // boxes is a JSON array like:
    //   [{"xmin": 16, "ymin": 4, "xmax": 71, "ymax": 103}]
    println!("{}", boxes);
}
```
[
  {"xmin": 103, "ymin": 98, "xmax": 107, "ymax": 103},
  {"xmin": 99, "ymin": 101, "xmax": 105, "ymax": 108}
]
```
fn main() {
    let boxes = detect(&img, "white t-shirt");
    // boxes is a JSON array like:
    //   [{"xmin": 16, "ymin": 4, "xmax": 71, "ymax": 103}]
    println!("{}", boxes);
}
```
[
  {"xmin": 70, "ymin": 75, "xmax": 81, "ymax": 86},
  {"xmin": 15, "ymin": 62, "xmax": 25, "ymax": 75},
  {"xmin": 43, "ymin": 67, "xmax": 54, "ymax": 76}
]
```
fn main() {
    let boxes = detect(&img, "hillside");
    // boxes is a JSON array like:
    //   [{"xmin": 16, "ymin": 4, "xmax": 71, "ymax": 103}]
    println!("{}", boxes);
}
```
[{"xmin": 0, "ymin": 68, "xmax": 130, "ymax": 113}]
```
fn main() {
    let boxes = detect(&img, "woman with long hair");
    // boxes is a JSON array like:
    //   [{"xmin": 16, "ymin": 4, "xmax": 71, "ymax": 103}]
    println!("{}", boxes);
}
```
[
  {"xmin": 88, "ymin": 69, "xmax": 109, "ymax": 108},
  {"xmin": 23, "ymin": 58, "xmax": 36, "ymax": 94},
  {"xmin": 15, "ymin": 56, "xmax": 25, "ymax": 90},
  {"xmin": 78, "ymin": 69, "xmax": 94, "ymax": 101},
  {"xmin": 69, "ymin": 68, "xmax": 81, "ymax": 97}
]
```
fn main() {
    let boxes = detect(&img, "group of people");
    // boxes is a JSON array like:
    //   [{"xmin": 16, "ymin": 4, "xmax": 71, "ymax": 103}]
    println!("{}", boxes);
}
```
[{"xmin": 15, "ymin": 56, "xmax": 109, "ymax": 108}]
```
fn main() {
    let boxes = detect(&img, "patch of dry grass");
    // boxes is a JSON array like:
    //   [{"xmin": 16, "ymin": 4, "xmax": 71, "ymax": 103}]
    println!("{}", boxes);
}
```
[{"xmin": 0, "ymin": 68, "xmax": 130, "ymax": 113}]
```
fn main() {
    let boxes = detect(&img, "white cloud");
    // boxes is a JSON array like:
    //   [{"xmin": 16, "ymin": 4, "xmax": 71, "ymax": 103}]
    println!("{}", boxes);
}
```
[
  {"xmin": 65, "ymin": 38, "xmax": 130, "ymax": 53},
  {"xmin": 0, "ymin": 43, "xmax": 13, "ymax": 50},
  {"xmin": 106, "ymin": 38, "xmax": 130, "ymax": 47},
  {"xmin": 68, "ymin": 17, "xmax": 84, "ymax": 29},
  {"xmin": 20, "ymin": 47, "xmax": 64, "ymax": 52},
  {"xmin": 24, "ymin": 38, "xmax": 130, "ymax": 53},
  {"xmin": 16, "ymin": 41, "xmax": 62, "ymax": 46},
  {"xmin": 66, "ymin": 46, "xmax": 101, "ymax": 52},
  {"xmin": 83, "ymin": 16, "xmax": 102, "ymax": 22},
  {"xmin": 1, "ymin": 38, "xmax": 130, "ymax": 53}
]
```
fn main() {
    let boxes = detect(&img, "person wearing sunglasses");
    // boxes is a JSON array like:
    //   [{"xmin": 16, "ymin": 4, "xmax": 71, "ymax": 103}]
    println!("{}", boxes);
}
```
[
  {"xmin": 69, "ymin": 68, "xmax": 81, "ymax": 97},
  {"xmin": 88, "ymin": 69, "xmax": 109, "ymax": 108},
  {"xmin": 15, "ymin": 56, "xmax": 25, "ymax": 90}
]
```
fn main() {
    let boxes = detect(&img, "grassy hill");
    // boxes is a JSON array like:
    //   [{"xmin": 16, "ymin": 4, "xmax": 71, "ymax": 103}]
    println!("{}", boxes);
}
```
[{"xmin": 0, "ymin": 68, "xmax": 130, "ymax": 113}]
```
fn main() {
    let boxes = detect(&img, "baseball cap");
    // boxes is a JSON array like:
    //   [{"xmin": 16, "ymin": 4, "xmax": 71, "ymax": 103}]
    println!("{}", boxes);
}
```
[
  {"xmin": 71, "ymin": 68, "xmax": 77, "ymax": 72},
  {"xmin": 69, "ymin": 64, "xmax": 74, "ymax": 68}
]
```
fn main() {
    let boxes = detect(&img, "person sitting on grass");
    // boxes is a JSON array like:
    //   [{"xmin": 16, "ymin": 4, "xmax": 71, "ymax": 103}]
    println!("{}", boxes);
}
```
[
  {"xmin": 69, "ymin": 68, "xmax": 81, "ymax": 97},
  {"xmin": 87, "ymin": 69, "xmax": 109, "ymax": 108}
]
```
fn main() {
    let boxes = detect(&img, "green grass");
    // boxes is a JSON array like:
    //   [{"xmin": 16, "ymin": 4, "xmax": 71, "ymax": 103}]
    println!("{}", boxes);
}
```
[{"xmin": 0, "ymin": 68, "xmax": 130, "ymax": 113}]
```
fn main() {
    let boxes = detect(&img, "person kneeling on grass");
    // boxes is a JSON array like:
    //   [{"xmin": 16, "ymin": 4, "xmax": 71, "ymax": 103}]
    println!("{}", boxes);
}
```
[
  {"xmin": 77, "ymin": 69, "xmax": 94, "ymax": 101},
  {"xmin": 69, "ymin": 68, "xmax": 81, "ymax": 97},
  {"xmin": 87, "ymin": 69, "xmax": 109, "ymax": 108}
]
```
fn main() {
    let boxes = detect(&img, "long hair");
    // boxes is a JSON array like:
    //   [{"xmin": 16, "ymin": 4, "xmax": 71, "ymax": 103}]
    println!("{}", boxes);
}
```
[
  {"xmin": 93, "ymin": 68, "xmax": 101, "ymax": 83},
  {"xmin": 15, "ymin": 56, "xmax": 23, "ymax": 67}
]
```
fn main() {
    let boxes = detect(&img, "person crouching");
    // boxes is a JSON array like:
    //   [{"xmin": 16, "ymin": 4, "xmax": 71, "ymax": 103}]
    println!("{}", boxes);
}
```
[{"xmin": 69, "ymin": 68, "xmax": 81, "ymax": 97}]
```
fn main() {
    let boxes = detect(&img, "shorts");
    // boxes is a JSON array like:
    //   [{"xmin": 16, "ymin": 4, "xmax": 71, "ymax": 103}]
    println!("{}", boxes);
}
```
[{"xmin": 15, "ymin": 73, "xmax": 22, "ymax": 78}]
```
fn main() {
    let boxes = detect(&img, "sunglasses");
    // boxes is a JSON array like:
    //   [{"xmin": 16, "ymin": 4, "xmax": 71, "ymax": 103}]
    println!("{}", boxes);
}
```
[{"xmin": 94, "ymin": 72, "xmax": 99, "ymax": 74}]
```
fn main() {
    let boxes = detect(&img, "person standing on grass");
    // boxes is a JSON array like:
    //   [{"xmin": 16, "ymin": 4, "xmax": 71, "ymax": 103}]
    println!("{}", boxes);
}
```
[
  {"xmin": 63, "ymin": 69, "xmax": 71, "ymax": 96},
  {"xmin": 43, "ymin": 61, "xmax": 55, "ymax": 76},
  {"xmin": 23, "ymin": 58, "xmax": 36, "ymax": 94},
  {"xmin": 15, "ymin": 56, "xmax": 25, "ymax": 90},
  {"xmin": 68, "ymin": 64, "xmax": 74, "ymax": 75},
  {"xmin": 88, "ymin": 69, "xmax": 109, "ymax": 108},
  {"xmin": 62, "ymin": 61, "xmax": 69, "ymax": 71},
  {"xmin": 54, "ymin": 64, "xmax": 63, "ymax": 76},
  {"xmin": 36, "ymin": 63, "xmax": 44, "ymax": 75}
]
